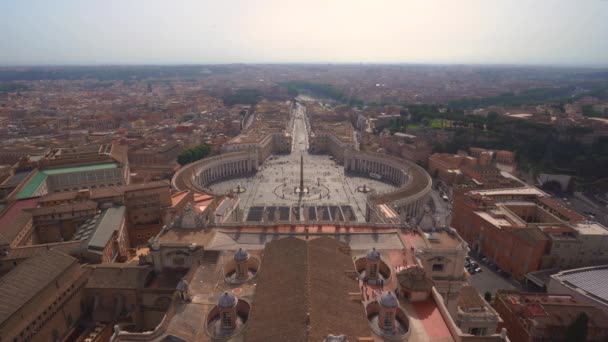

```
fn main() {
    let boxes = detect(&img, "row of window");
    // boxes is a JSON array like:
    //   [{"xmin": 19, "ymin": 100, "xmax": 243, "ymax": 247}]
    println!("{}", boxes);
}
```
[
  {"xmin": 13, "ymin": 283, "xmax": 79, "ymax": 342},
  {"xmin": 51, "ymin": 182, "xmax": 123, "ymax": 193}
]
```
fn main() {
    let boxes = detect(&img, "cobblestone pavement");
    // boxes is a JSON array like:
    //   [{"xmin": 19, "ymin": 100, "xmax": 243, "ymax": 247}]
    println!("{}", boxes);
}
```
[{"xmin": 207, "ymin": 103, "xmax": 397, "ymax": 221}]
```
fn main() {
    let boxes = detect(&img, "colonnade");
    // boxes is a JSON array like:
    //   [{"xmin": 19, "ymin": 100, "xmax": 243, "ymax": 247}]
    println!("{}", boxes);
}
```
[
  {"xmin": 171, "ymin": 152, "xmax": 258, "ymax": 192},
  {"xmin": 195, "ymin": 158, "xmax": 256, "ymax": 186},
  {"xmin": 345, "ymin": 151, "xmax": 432, "ymax": 221},
  {"xmin": 345, "ymin": 157, "xmax": 407, "ymax": 186}
]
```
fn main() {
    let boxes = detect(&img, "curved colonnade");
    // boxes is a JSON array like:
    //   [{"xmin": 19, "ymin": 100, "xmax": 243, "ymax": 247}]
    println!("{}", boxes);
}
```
[
  {"xmin": 172, "ymin": 149, "xmax": 432, "ymax": 220},
  {"xmin": 344, "ymin": 150, "xmax": 432, "ymax": 219},
  {"xmin": 171, "ymin": 151, "xmax": 258, "ymax": 195}
]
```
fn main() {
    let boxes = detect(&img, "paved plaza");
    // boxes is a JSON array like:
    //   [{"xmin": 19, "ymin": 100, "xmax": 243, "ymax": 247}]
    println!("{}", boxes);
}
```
[{"xmin": 207, "ymin": 103, "xmax": 397, "ymax": 222}]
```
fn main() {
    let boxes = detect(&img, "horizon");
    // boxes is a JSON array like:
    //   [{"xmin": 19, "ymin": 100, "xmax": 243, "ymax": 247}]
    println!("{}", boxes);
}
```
[
  {"xmin": 1, "ymin": 0, "xmax": 608, "ymax": 66},
  {"xmin": 1, "ymin": 62, "xmax": 608, "ymax": 69}
]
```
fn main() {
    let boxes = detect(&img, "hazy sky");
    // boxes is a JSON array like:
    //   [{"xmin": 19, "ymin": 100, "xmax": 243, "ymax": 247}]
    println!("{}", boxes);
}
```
[{"xmin": 1, "ymin": 0, "xmax": 607, "ymax": 66}]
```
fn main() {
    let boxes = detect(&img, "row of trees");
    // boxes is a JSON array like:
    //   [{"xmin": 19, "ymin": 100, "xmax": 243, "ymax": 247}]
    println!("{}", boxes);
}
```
[
  {"xmin": 177, "ymin": 143, "xmax": 211, "ymax": 165},
  {"xmin": 0, "ymin": 82, "xmax": 29, "ymax": 93},
  {"xmin": 222, "ymin": 88, "xmax": 262, "ymax": 106},
  {"xmin": 281, "ymin": 81, "xmax": 347, "ymax": 101},
  {"xmin": 394, "ymin": 104, "xmax": 608, "ymax": 189}
]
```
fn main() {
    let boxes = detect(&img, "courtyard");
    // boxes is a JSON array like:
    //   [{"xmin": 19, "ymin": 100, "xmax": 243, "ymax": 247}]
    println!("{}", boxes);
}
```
[{"xmin": 207, "ymin": 103, "xmax": 397, "ymax": 222}]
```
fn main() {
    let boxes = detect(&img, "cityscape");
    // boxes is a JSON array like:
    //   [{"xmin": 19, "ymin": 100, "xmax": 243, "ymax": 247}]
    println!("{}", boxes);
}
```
[{"xmin": 1, "ymin": 1, "xmax": 608, "ymax": 342}]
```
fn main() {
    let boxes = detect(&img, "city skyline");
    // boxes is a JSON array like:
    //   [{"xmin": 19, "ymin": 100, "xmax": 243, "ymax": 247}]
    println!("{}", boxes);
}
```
[{"xmin": 1, "ymin": 0, "xmax": 608, "ymax": 66}]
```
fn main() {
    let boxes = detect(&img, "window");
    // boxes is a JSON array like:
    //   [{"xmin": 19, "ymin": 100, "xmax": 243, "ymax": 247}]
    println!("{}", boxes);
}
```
[
  {"xmin": 222, "ymin": 312, "xmax": 232, "ymax": 329},
  {"xmin": 432, "ymin": 264, "xmax": 444, "ymax": 272},
  {"xmin": 383, "ymin": 312, "xmax": 393, "ymax": 329},
  {"xmin": 469, "ymin": 327, "xmax": 486, "ymax": 336},
  {"xmin": 173, "ymin": 257, "xmax": 185, "ymax": 266},
  {"xmin": 369, "ymin": 264, "xmax": 377, "ymax": 277}
]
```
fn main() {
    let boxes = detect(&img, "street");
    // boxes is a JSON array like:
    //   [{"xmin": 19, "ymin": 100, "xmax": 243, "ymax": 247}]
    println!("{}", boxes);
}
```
[{"xmin": 466, "ymin": 255, "xmax": 522, "ymax": 296}]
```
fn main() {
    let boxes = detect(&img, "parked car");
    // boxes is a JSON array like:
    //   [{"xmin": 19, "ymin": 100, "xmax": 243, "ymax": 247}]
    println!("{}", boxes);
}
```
[
  {"xmin": 481, "ymin": 257, "xmax": 489, "ymax": 263},
  {"xmin": 475, "ymin": 267, "xmax": 482, "ymax": 273},
  {"xmin": 468, "ymin": 268, "xmax": 477, "ymax": 275}
]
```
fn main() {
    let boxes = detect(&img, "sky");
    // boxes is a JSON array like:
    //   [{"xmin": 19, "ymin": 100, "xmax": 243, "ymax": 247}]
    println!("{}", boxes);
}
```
[{"xmin": 1, "ymin": 0, "xmax": 607, "ymax": 66}]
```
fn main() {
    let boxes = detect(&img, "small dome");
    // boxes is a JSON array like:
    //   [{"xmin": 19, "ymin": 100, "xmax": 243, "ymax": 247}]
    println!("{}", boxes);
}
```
[
  {"xmin": 234, "ymin": 248, "xmax": 249, "ymax": 262},
  {"xmin": 379, "ymin": 291, "xmax": 399, "ymax": 308},
  {"xmin": 366, "ymin": 247, "xmax": 381, "ymax": 261},
  {"xmin": 218, "ymin": 292, "xmax": 237, "ymax": 308}
]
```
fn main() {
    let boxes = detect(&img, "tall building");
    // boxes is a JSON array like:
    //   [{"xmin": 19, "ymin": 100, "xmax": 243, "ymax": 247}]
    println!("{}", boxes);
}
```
[
  {"xmin": 452, "ymin": 186, "xmax": 608, "ymax": 280},
  {"xmin": 0, "ymin": 250, "xmax": 88, "ymax": 342},
  {"xmin": 494, "ymin": 290, "xmax": 608, "ymax": 342}
]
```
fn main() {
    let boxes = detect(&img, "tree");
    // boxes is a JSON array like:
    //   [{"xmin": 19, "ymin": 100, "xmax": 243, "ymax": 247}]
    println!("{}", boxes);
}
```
[
  {"xmin": 565, "ymin": 312, "xmax": 588, "ymax": 342},
  {"xmin": 177, "ymin": 143, "xmax": 211, "ymax": 165},
  {"xmin": 484, "ymin": 291, "xmax": 492, "ymax": 302}
]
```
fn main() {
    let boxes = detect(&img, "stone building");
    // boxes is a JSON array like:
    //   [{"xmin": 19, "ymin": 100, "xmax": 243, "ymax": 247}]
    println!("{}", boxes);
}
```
[
  {"xmin": 416, "ymin": 228, "xmax": 469, "ymax": 315},
  {"xmin": 494, "ymin": 290, "xmax": 608, "ymax": 342},
  {"xmin": 83, "ymin": 265, "xmax": 175, "ymax": 331},
  {"xmin": 345, "ymin": 150, "xmax": 432, "ymax": 221},
  {"xmin": 380, "ymin": 132, "xmax": 432, "ymax": 167},
  {"xmin": 13, "ymin": 144, "xmax": 131, "ymax": 199},
  {"xmin": 309, "ymin": 122, "xmax": 356, "ymax": 164},
  {"xmin": 455, "ymin": 285, "xmax": 503, "ymax": 337},
  {"xmin": 452, "ymin": 187, "xmax": 608, "ymax": 280},
  {"xmin": 0, "ymin": 250, "xmax": 88, "ymax": 342},
  {"xmin": 548, "ymin": 265, "xmax": 608, "ymax": 316},
  {"xmin": 26, "ymin": 200, "xmax": 98, "ymax": 243},
  {"xmin": 72, "ymin": 206, "xmax": 129, "ymax": 263}
]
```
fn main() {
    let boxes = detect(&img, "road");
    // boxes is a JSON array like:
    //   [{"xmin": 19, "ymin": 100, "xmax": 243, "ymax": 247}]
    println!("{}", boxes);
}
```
[
  {"xmin": 467, "ymin": 255, "xmax": 521, "ymax": 296},
  {"xmin": 291, "ymin": 102, "xmax": 309, "ymax": 153},
  {"xmin": 429, "ymin": 188, "xmax": 450, "ymax": 227},
  {"xmin": 206, "ymin": 102, "xmax": 397, "ymax": 222}
]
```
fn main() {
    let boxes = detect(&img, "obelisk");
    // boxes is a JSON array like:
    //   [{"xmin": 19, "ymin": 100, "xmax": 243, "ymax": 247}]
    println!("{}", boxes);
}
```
[{"xmin": 299, "ymin": 154, "xmax": 304, "ymax": 192}]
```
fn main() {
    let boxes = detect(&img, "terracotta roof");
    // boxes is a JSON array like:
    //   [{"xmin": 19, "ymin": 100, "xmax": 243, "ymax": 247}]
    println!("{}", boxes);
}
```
[
  {"xmin": 0, "ymin": 250, "xmax": 78, "ymax": 325},
  {"xmin": 38, "ymin": 190, "xmax": 80, "ymax": 202},
  {"xmin": 1, "ymin": 241, "xmax": 84, "ymax": 261},
  {"xmin": 36, "ymin": 185, "xmax": 159, "ymax": 214},
  {"xmin": 85, "ymin": 265, "xmax": 154, "ymax": 289},
  {"xmin": 397, "ymin": 265, "xmax": 434, "ymax": 292},
  {"xmin": 171, "ymin": 190, "xmax": 190, "ymax": 206},
  {"xmin": 457, "ymin": 285, "xmax": 487, "ymax": 310},
  {"xmin": 246, "ymin": 237, "xmax": 370, "ymax": 342},
  {"xmin": 0, "ymin": 198, "xmax": 37, "ymax": 245},
  {"xmin": 25, "ymin": 200, "xmax": 98, "ymax": 216},
  {"xmin": 541, "ymin": 304, "xmax": 608, "ymax": 329},
  {"xmin": 307, "ymin": 237, "xmax": 370, "ymax": 341},
  {"xmin": 109, "ymin": 143, "xmax": 129, "ymax": 165},
  {"xmin": 508, "ymin": 227, "xmax": 548, "ymax": 245},
  {"xmin": 537, "ymin": 197, "xmax": 585, "ymax": 223},
  {"xmin": 156, "ymin": 228, "xmax": 216, "ymax": 246},
  {"xmin": 245, "ymin": 237, "xmax": 308, "ymax": 342},
  {"xmin": 90, "ymin": 180, "xmax": 170, "ymax": 199}
]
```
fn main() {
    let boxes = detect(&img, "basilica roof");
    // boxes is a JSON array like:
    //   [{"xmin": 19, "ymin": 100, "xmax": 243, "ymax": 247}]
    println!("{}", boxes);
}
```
[{"xmin": 245, "ymin": 237, "xmax": 369, "ymax": 341}]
